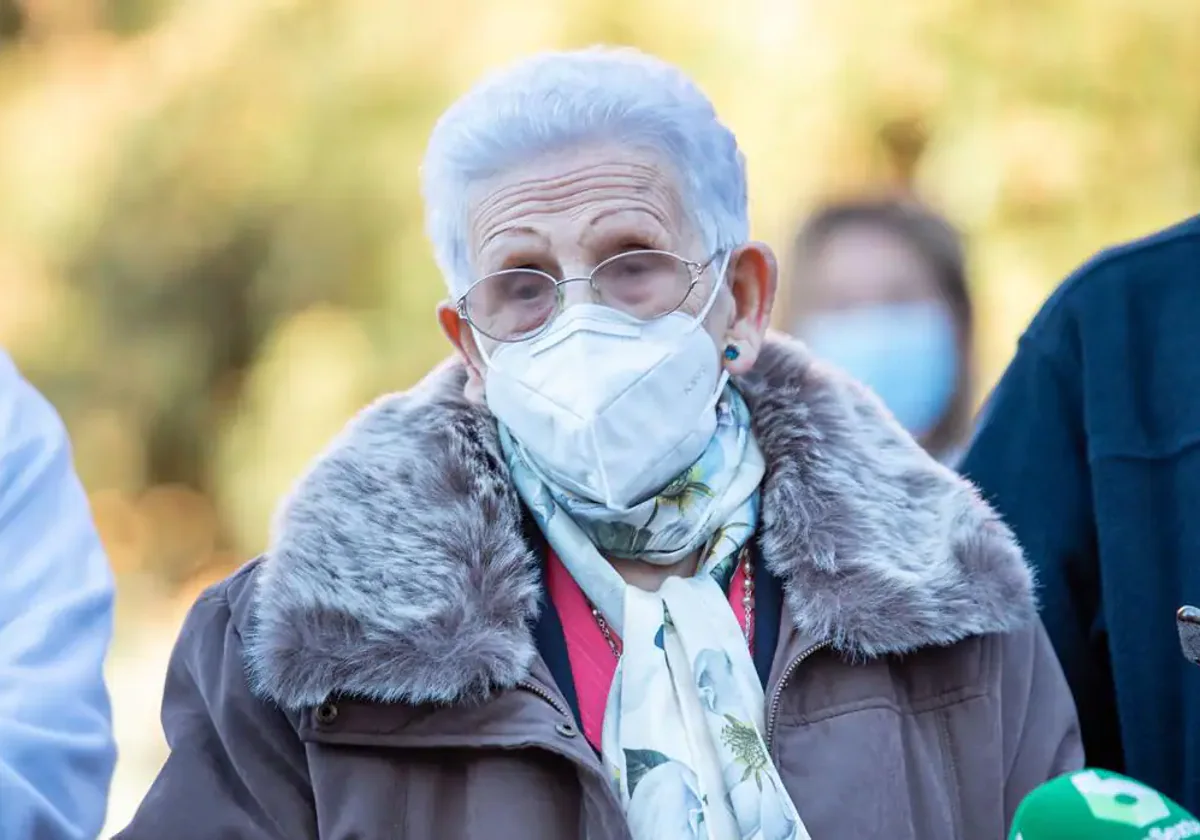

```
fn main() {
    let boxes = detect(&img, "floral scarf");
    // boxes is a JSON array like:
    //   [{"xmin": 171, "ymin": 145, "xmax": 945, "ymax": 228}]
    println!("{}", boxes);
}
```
[{"xmin": 501, "ymin": 386, "xmax": 811, "ymax": 840}]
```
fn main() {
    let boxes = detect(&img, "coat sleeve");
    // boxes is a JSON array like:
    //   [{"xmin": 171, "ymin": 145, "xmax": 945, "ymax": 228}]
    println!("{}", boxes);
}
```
[
  {"xmin": 0, "ymin": 357, "xmax": 116, "ymax": 840},
  {"xmin": 998, "ymin": 619, "xmax": 1085, "ymax": 825},
  {"xmin": 114, "ymin": 589, "xmax": 318, "ymax": 840},
  {"xmin": 961, "ymin": 335, "xmax": 1124, "ymax": 771}
]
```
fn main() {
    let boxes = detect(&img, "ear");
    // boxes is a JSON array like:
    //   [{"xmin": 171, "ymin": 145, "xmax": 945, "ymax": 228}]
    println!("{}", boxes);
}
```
[
  {"xmin": 437, "ymin": 301, "xmax": 487, "ymax": 404},
  {"xmin": 721, "ymin": 241, "xmax": 778, "ymax": 374}
]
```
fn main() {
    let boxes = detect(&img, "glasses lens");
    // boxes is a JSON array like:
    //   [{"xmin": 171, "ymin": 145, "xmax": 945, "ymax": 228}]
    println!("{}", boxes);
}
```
[
  {"xmin": 592, "ymin": 251, "xmax": 695, "ymax": 320},
  {"xmin": 464, "ymin": 269, "xmax": 558, "ymax": 342}
]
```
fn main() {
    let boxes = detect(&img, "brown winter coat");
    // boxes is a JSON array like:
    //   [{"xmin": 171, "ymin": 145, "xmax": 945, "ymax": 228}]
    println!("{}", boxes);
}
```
[{"xmin": 115, "ymin": 338, "xmax": 1082, "ymax": 839}]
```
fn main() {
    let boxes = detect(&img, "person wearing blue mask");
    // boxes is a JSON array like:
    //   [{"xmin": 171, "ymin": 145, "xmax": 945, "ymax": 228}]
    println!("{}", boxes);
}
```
[
  {"xmin": 785, "ymin": 197, "xmax": 974, "ymax": 465},
  {"xmin": 0, "ymin": 350, "xmax": 117, "ymax": 839}
]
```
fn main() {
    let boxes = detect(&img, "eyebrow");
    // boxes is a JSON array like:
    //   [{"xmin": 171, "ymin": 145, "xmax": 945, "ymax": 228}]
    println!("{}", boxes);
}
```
[
  {"xmin": 479, "ymin": 225, "xmax": 545, "ymax": 250},
  {"xmin": 582, "ymin": 206, "xmax": 672, "ymax": 244}
]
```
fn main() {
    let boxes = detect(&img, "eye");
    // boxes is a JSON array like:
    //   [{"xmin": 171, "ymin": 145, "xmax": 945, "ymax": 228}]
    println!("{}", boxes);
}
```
[
  {"xmin": 610, "ymin": 252, "xmax": 657, "ymax": 276},
  {"xmin": 494, "ymin": 271, "xmax": 552, "ymax": 302},
  {"xmin": 512, "ymin": 278, "xmax": 545, "ymax": 301}
]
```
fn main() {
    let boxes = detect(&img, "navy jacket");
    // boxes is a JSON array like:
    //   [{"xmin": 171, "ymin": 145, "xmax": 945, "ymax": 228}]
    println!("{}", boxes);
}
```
[{"xmin": 962, "ymin": 214, "xmax": 1200, "ymax": 810}]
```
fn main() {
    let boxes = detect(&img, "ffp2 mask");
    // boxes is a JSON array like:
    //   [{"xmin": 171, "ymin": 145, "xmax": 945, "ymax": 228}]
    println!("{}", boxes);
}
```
[{"xmin": 481, "ymin": 252, "xmax": 731, "ymax": 510}]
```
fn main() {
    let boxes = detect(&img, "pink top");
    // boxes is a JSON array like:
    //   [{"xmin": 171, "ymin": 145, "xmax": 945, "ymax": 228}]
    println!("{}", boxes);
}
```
[{"xmin": 545, "ymin": 550, "xmax": 753, "ymax": 751}]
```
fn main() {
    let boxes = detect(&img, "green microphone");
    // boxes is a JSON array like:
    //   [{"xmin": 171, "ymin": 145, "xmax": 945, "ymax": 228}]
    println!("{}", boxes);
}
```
[{"xmin": 1010, "ymin": 769, "xmax": 1200, "ymax": 839}]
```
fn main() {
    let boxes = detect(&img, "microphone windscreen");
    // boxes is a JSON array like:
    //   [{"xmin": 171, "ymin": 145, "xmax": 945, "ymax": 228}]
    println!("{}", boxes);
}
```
[{"xmin": 1010, "ymin": 769, "xmax": 1199, "ymax": 839}]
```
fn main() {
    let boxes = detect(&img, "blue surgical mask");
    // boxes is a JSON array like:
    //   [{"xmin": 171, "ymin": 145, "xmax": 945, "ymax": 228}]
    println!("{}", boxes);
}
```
[{"xmin": 798, "ymin": 301, "xmax": 959, "ymax": 437}]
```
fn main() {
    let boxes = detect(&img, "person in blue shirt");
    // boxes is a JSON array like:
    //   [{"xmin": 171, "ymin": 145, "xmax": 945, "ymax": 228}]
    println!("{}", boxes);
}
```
[
  {"xmin": 961, "ymin": 214, "xmax": 1200, "ymax": 814},
  {"xmin": 0, "ymin": 350, "xmax": 116, "ymax": 839}
]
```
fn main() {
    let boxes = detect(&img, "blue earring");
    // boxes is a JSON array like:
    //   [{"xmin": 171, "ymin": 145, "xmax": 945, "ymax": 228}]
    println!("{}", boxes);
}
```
[{"xmin": 723, "ymin": 344, "xmax": 740, "ymax": 361}]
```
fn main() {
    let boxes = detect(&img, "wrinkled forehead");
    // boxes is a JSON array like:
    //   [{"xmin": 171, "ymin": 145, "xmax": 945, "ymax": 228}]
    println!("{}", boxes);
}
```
[{"xmin": 465, "ymin": 143, "xmax": 698, "ymax": 272}]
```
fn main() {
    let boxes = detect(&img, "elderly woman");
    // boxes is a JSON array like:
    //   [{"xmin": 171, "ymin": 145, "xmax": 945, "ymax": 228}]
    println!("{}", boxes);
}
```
[{"xmin": 117, "ymin": 48, "xmax": 1081, "ymax": 840}]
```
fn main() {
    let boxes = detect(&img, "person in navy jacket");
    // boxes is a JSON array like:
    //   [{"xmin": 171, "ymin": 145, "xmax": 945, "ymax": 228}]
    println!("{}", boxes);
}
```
[{"xmin": 961, "ymin": 214, "xmax": 1200, "ymax": 814}]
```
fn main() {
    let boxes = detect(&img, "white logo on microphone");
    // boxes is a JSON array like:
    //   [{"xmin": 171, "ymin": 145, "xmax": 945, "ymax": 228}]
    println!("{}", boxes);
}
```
[
  {"xmin": 1070, "ymin": 770, "xmax": 1172, "ymax": 828},
  {"xmin": 1147, "ymin": 819, "xmax": 1200, "ymax": 840}
]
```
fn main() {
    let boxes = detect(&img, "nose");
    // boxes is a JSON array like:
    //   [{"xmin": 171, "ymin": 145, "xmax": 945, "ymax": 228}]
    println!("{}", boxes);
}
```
[
  {"xmin": 557, "ymin": 258, "xmax": 600, "ymax": 309},
  {"xmin": 559, "ymin": 278, "xmax": 595, "ymax": 308}
]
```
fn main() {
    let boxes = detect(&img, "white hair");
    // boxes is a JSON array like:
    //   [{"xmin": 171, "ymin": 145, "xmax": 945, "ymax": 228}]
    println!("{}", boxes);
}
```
[{"xmin": 420, "ymin": 46, "xmax": 749, "ymax": 296}]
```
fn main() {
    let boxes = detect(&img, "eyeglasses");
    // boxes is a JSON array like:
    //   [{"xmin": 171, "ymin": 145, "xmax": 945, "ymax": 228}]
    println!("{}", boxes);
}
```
[{"xmin": 457, "ymin": 249, "xmax": 719, "ymax": 343}]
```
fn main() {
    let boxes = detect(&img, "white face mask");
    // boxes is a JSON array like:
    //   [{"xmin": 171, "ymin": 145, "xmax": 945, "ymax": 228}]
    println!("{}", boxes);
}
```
[{"xmin": 481, "ymin": 252, "xmax": 731, "ymax": 510}]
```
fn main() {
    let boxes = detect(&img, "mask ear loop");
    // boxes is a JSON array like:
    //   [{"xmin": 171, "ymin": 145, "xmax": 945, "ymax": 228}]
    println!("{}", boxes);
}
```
[
  {"xmin": 470, "ymin": 323, "xmax": 510, "ymax": 379},
  {"xmin": 695, "ymin": 249, "xmax": 735, "ymax": 403},
  {"xmin": 689, "ymin": 249, "xmax": 734, "ymax": 331},
  {"xmin": 709, "ymin": 369, "xmax": 732, "ymax": 409}
]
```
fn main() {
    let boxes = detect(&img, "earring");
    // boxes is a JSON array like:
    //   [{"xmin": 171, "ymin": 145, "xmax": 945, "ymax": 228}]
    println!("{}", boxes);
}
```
[{"xmin": 723, "ymin": 344, "xmax": 740, "ymax": 361}]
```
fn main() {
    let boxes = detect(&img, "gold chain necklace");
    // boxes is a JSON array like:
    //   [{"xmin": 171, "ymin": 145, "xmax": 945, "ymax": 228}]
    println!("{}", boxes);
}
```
[{"xmin": 590, "ymin": 547, "xmax": 755, "ymax": 658}]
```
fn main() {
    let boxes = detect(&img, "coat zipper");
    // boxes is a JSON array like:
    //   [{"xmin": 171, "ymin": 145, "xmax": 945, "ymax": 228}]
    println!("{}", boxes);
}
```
[
  {"xmin": 766, "ymin": 640, "xmax": 831, "ymax": 749},
  {"xmin": 517, "ymin": 679, "xmax": 572, "ymax": 720}
]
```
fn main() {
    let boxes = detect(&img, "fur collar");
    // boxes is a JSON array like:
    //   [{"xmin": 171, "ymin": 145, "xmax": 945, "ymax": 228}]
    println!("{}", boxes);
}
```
[{"xmin": 246, "ymin": 337, "xmax": 1034, "ymax": 709}]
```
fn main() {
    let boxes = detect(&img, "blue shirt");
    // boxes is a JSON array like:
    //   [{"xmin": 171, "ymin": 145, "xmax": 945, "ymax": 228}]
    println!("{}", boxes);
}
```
[
  {"xmin": 962, "ymin": 214, "xmax": 1200, "ymax": 812},
  {"xmin": 0, "ymin": 352, "xmax": 116, "ymax": 839}
]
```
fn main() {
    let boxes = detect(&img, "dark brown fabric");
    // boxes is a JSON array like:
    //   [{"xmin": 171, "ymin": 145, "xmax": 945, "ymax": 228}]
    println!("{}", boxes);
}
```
[{"xmin": 115, "ymin": 562, "xmax": 1081, "ymax": 840}]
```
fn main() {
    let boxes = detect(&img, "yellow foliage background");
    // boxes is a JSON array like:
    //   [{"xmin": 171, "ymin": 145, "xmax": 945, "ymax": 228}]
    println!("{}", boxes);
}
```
[{"xmin": 0, "ymin": 0, "xmax": 1196, "ymax": 831}]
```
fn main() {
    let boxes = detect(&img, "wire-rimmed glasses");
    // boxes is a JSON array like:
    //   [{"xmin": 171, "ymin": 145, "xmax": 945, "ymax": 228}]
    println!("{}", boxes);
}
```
[{"xmin": 456, "ymin": 249, "xmax": 718, "ymax": 343}]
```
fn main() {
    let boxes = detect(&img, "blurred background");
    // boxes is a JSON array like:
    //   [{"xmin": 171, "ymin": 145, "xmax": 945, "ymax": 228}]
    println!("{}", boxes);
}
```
[{"xmin": 0, "ymin": 0, "xmax": 1197, "ymax": 833}]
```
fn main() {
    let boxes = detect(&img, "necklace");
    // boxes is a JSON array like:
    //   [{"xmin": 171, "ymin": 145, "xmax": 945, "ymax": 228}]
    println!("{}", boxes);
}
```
[{"xmin": 590, "ymin": 548, "xmax": 755, "ymax": 658}]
